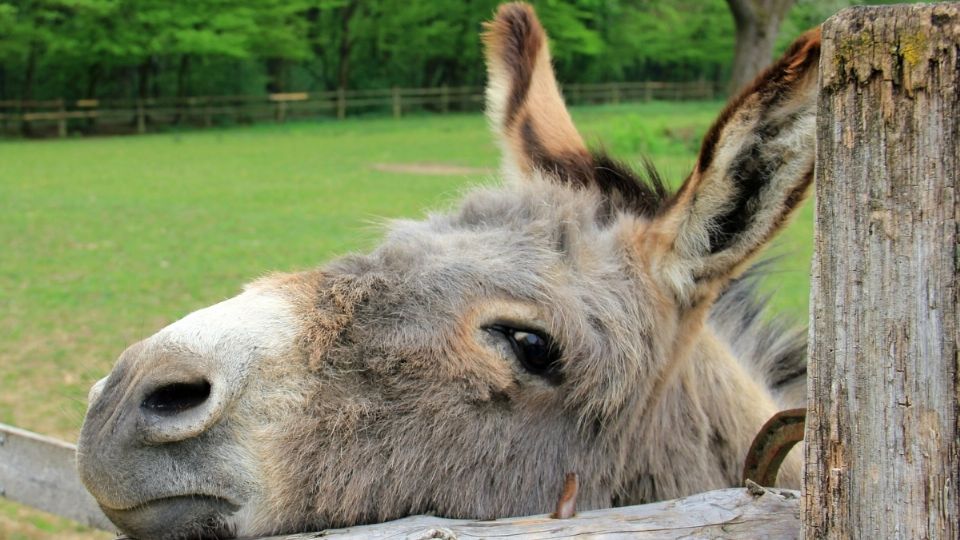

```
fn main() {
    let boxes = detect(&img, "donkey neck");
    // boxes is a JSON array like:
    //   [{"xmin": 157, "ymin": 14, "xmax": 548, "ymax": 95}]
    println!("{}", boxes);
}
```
[{"xmin": 621, "ymin": 325, "xmax": 796, "ymax": 503}]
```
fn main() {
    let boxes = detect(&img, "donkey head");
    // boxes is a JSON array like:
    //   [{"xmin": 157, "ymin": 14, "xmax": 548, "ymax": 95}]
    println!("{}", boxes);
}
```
[{"xmin": 77, "ymin": 4, "xmax": 820, "ymax": 538}]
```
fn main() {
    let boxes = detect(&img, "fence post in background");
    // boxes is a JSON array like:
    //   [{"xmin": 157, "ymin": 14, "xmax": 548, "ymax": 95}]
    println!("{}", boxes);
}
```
[
  {"xmin": 19, "ymin": 100, "xmax": 29, "ymax": 136},
  {"xmin": 803, "ymin": 5, "xmax": 959, "ymax": 538},
  {"xmin": 136, "ymin": 99, "xmax": 146, "ymax": 134},
  {"xmin": 644, "ymin": 82, "xmax": 652, "ymax": 102},
  {"xmin": 56, "ymin": 99, "xmax": 66, "ymax": 138},
  {"xmin": 203, "ymin": 97, "xmax": 212, "ymax": 127},
  {"xmin": 77, "ymin": 99, "xmax": 98, "ymax": 134},
  {"xmin": 337, "ymin": 87, "xmax": 346, "ymax": 120},
  {"xmin": 440, "ymin": 84, "xmax": 449, "ymax": 113},
  {"xmin": 697, "ymin": 78, "xmax": 711, "ymax": 101},
  {"xmin": 611, "ymin": 83, "xmax": 620, "ymax": 105},
  {"xmin": 392, "ymin": 87, "xmax": 402, "ymax": 118}
]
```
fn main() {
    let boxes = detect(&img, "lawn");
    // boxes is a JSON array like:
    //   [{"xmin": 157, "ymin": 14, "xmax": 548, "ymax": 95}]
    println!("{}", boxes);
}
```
[{"xmin": 0, "ymin": 101, "xmax": 814, "ymax": 539}]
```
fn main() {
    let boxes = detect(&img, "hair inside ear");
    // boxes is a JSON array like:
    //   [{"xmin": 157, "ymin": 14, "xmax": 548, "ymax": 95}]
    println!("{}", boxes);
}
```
[{"xmin": 653, "ymin": 28, "xmax": 821, "ymax": 300}]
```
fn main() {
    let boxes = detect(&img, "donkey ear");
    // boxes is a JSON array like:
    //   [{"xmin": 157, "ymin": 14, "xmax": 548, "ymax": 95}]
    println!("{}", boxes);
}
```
[
  {"xmin": 482, "ymin": 2, "xmax": 592, "ymax": 180},
  {"xmin": 650, "ymin": 29, "xmax": 821, "ymax": 305}
]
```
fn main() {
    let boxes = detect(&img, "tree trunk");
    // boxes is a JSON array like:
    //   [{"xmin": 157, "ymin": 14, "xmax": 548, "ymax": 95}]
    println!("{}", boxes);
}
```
[
  {"xmin": 337, "ymin": 1, "xmax": 359, "ymax": 92},
  {"xmin": 20, "ymin": 44, "xmax": 38, "ymax": 136},
  {"xmin": 804, "ymin": 4, "xmax": 959, "ymax": 539},
  {"xmin": 85, "ymin": 63, "xmax": 101, "ymax": 100},
  {"xmin": 176, "ymin": 55, "xmax": 190, "ymax": 99},
  {"xmin": 266, "ymin": 58, "xmax": 286, "ymax": 94},
  {"xmin": 137, "ymin": 60, "xmax": 150, "ymax": 101},
  {"xmin": 150, "ymin": 57, "xmax": 160, "ymax": 99},
  {"xmin": 175, "ymin": 55, "xmax": 191, "ymax": 124},
  {"xmin": 303, "ymin": 6, "xmax": 325, "ymax": 87},
  {"xmin": 85, "ymin": 63, "xmax": 101, "ymax": 133},
  {"xmin": 725, "ymin": 0, "xmax": 794, "ymax": 93}
]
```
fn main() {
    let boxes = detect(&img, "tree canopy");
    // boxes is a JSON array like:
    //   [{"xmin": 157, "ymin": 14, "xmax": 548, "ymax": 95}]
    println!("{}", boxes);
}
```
[{"xmin": 0, "ymin": 0, "xmax": 924, "ymax": 102}]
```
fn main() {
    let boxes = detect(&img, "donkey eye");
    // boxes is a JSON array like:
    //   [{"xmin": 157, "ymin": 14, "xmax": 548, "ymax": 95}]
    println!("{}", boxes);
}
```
[{"xmin": 486, "ymin": 325, "xmax": 562, "ymax": 382}]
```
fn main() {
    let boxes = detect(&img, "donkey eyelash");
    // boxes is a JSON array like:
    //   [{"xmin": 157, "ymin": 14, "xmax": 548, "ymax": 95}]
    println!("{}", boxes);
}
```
[{"xmin": 484, "ymin": 324, "xmax": 564, "ymax": 385}]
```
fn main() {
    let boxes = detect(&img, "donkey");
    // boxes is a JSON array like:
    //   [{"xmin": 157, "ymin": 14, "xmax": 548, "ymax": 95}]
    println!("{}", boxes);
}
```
[{"xmin": 77, "ymin": 4, "xmax": 820, "ymax": 539}]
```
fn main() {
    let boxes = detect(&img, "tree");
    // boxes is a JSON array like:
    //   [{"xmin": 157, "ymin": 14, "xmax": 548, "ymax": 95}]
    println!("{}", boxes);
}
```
[{"xmin": 725, "ymin": 0, "xmax": 795, "ymax": 92}]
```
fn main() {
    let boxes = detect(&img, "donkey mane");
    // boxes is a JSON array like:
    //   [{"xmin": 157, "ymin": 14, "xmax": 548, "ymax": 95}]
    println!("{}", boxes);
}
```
[{"xmin": 711, "ymin": 264, "xmax": 807, "ymax": 405}]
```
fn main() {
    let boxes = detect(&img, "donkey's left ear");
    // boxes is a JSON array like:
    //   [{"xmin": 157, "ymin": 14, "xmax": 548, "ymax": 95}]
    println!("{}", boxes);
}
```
[
  {"xmin": 649, "ymin": 29, "xmax": 821, "ymax": 306},
  {"xmin": 482, "ymin": 2, "xmax": 592, "ymax": 180}
]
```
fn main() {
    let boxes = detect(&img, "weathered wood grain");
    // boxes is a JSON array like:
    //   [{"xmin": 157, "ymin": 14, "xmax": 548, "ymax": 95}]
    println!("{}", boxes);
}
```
[
  {"xmin": 804, "ymin": 4, "xmax": 960, "ymax": 539},
  {"xmin": 254, "ymin": 487, "xmax": 800, "ymax": 540},
  {"xmin": 0, "ymin": 423, "xmax": 114, "ymax": 531}
]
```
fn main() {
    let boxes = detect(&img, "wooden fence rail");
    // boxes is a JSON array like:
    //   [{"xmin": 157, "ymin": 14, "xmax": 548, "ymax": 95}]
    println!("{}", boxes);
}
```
[
  {"xmin": 0, "ymin": 80, "xmax": 717, "ymax": 138},
  {"xmin": 0, "ymin": 423, "xmax": 113, "ymax": 531}
]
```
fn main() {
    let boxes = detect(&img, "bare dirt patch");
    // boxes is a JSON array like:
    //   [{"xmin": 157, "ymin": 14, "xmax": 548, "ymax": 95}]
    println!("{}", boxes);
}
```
[{"xmin": 371, "ymin": 162, "xmax": 494, "ymax": 176}]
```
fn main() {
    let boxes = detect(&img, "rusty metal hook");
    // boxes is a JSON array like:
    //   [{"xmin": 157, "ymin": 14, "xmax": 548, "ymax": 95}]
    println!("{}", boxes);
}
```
[{"xmin": 742, "ymin": 408, "xmax": 806, "ymax": 488}]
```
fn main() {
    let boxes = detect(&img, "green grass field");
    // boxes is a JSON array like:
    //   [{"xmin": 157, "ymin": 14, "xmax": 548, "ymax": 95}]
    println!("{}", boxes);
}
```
[{"xmin": 0, "ymin": 101, "xmax": 814, "ymax": 539}]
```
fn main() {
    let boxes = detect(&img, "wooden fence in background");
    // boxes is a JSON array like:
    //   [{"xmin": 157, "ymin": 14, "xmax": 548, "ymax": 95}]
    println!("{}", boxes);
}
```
[{"xmin": 0, "ymin": 80, "xmax": 717, "ymax": 138}]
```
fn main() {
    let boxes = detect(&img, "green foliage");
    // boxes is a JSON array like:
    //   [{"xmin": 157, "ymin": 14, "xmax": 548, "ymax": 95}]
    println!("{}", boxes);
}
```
[
  {"xmin": 777, "ymin": 0, "xmax": 940, "ymax": 52},
  {"xmin": 0, "ymin": 1, "xmax": 938, "ymax": 106}
]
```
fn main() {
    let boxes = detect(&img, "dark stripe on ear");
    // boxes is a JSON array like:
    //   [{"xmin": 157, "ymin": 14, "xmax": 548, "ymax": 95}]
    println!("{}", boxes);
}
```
[
  {"xmin": 707, "ymin": 117, "xmax": 788, "ymax": 254},
  {"xmin": 707, "ymin": 126, "xmax": 813, "ymax": 256},
  {"xmin": 520, "ymin": 116, "xmax": 594, "ymax": 182},
  {"xmin": 769, "ymin": 169, "xmax": 814, "ymax": 232},
  {"xmin": 490, "ymin": 3, "xmax": 544, "ymax": 127},
  {"xmin": 521, "ymin": 116, "xmax": 672, "ymax": 220},
  {"xmin": 696, "ymin": 29, "xmax": 821, "ymax": 175},
  {"xmin": 593, "ymin": 154, "xmax": 670, "ymax": 219}
]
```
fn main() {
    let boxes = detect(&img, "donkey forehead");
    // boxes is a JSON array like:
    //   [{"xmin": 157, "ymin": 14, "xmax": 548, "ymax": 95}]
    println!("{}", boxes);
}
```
[
  {"xmin": 323, "ymin": 182, "xmax": 648, "ymax": 333},
  {"xmin": 375, "ymin": 181, "xmax": 630, "ymax": 280}
]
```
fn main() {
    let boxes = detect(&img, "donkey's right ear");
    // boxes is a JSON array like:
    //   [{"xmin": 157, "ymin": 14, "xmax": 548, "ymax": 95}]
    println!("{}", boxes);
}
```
[
  {"xmin": 646, "ymin": 29, "xmax": 821, "ymax": 307},
  {"xmin": 482, "ymin": 2, "xmax": 591, "ymax": 181}
]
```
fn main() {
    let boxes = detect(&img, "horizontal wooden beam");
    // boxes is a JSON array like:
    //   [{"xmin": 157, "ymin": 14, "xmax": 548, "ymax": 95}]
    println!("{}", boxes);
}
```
[
  {"xmin": 0, "ymin": 423, "xmax": 114, "ymax": 532},
  {"xmin": 251, "ymin": 487, "xmax": 799, "ymax": 540}
]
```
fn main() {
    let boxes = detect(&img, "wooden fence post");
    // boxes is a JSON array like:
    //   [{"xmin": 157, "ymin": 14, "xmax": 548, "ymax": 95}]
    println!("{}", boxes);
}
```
[
  {"xmin": 440, "ymin": 84, "xmax": 449, "ymax": 113},
  {"xmin": 804, "ymin": 4, "xmax": 959, "ymax": 539},
  {"xmin": 392, "ymin": 87, "xmax": 402, "ymax": 118},
  {"xmin": 336, "ymin": 87, "xmax": 346, "ymax": 120},
  {"xmin": 56, "ymin": 99, "xmax": 66, "ymax": 138},
  {"xmin": 203, "ymin": 98, "xmax": 212, "ymax": 127},
  {"xmin": 19, "ymin": 101, "xmax": 29, "ymax": 136},
  {"xmin": 135, "ymin": 99, "xmax": 146, "ymax": 134}
]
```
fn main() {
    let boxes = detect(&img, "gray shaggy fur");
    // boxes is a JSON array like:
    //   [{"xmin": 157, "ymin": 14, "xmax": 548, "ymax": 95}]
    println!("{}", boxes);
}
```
[
  {"xmin": 76, "ymin": 5, "xmax": 819, "ymax": 538},
  {"xmin": 710, "ymin": 264, "xmax": 808, "ymax": 407}
]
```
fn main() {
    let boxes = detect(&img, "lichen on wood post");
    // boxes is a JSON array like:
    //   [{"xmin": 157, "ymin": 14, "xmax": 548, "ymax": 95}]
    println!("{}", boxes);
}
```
[{"xmin": 804, "ymin": 4, "xmax": 959, "ymax": 539}]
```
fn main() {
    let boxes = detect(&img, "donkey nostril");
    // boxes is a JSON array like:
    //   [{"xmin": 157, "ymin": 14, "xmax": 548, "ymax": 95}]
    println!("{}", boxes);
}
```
[{"xmin": 141, "ymin": 380, "xmax": 211, "ymax": 416}]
